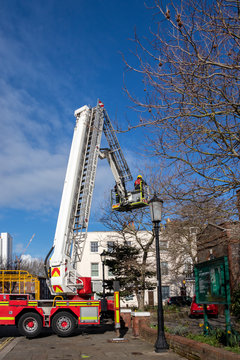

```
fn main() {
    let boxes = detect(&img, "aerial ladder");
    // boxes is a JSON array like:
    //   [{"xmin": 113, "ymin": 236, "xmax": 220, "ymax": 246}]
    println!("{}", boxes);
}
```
[
  {"xmin": 100, "ymin": 108, "xmax": 149, "ymax": 211},
  {"xmin": 0, "ymin": 100, "xmax": 150, "ymax": 338},
  {"xmin": 46, "ymin": 100, "xmax": 149, "ymax": 297}
]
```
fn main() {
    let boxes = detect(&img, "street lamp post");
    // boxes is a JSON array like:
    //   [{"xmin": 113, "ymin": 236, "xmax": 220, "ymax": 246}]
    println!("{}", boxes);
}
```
[
  {"xmin": 100, "ymin": 251, "xmax": 107, "ymax": 299},
  {"xmin": 149, "ymin": 194, "xmax": 169, "ymax": 353}
]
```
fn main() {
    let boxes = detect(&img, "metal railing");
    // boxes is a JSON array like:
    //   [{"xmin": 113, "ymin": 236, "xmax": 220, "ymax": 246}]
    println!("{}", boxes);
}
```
[{"xmin": 0, "ymin": 270, "xmax": 40, "ymax": 299}]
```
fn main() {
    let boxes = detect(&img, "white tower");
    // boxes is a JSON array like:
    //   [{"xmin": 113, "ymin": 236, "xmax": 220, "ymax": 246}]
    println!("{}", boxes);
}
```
[{"xmin": 0, "ymin": 233, "xmax": 13, "ymax": 268}]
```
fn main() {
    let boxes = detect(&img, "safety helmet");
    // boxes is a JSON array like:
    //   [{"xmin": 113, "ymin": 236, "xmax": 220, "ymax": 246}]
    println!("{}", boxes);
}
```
[{"xmin": 137, "ymin": 175, "xmax": 142, "ymax": 178}]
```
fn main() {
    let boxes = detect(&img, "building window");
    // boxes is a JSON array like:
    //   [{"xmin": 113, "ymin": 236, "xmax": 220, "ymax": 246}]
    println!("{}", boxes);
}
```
[
  {"xmin": 107, "ymin": 241, "xmax": 114, "ymax": 253},
  {"xmin": 108, "ymin": 267, "xmax": 113, "ymax": 277},
  {"xmin": 91, "ymin": 263, "xmax": 99, "ymax": 277},
  {"xmin": 92, "ymin": 280, "xmax": 102, "ymax": 294},
  {"xmin": 90, "ymin": 241, "xmax": 98, "ymax": 253},
  {"xmin": 184, "ymin": 261, "xmax": 194, "ymax": 279},
  {"xmin": 162, "ymin": 286, "xmax": 170, "ymax": 299},
  {"xmin": 190, "ymin": 227, "xmax": 198, "ymax": 235},
  {"xmin": 161, "ymin": 262, "xmax": 168, "ymax": 275},
  {"xmin": 184, "ymin": 262, "xmax": 193, "ymax": 273},
  {"xmin": 160, "ymin": 241, "xmax": 168, "ymax": 251}
]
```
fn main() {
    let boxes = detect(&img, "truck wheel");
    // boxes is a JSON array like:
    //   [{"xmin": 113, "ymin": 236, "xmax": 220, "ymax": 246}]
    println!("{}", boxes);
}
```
[
  {"xmin": 18, "ymin": 312, "xmax": 42, "ymax": 338},
  {"xmin": 52, "ymin": 312, "xmax": 77, "ymax": 337}
]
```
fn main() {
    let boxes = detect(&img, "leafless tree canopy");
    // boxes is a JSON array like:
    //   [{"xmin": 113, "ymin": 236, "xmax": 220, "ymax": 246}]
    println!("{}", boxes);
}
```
[
  {"xmin": 19, "ymin": 258, "xmax": 45, "ymax": 277},
  {"xmin": 163, "ymin": 198, "xmax": 226, "ymax": 277},
  {"xmin": 124, "ymin": 0, "xmax": 240, "ymax": 203}
]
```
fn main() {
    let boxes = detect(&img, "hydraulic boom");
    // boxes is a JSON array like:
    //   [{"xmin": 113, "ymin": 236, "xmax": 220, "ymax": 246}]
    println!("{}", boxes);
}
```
[{"xmin": 47, "ymin": 100, "xmax": 149, "ymax": 297}]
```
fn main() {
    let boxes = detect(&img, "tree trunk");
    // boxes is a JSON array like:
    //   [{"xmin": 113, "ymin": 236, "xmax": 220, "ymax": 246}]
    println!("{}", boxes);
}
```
[{"xmin": 136, "ymin": 290, "xmax": 145, "ymax": 311}]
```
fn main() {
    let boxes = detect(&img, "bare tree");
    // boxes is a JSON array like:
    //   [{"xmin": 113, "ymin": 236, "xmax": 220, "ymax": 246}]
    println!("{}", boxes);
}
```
[
  {"xmin": 0, "ymin": 256, "xmax": 45, "ymax": 295},
  {"xmin": 163, "ymin": 197, "xmax": 229, "ymax": 277},
  {"xmin": 19, "ymin": 257, "xmax": 45, "ymax": 277},
  {"xmin": 100, "ymin": 206, "xmax": 155, "ymax": 309},
  {"xmin": 123, "ymin": 0, "xmax": 240, "ymax": 211}
]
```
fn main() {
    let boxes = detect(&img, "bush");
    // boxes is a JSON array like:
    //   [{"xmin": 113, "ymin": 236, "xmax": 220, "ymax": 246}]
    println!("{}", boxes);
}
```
[
  {"xmin": 168, "ymin": 325, "xmax": 189, "ymax": 336},
  {"xmin": 164, "ymin": 304, "xmax": 180, "ymax": 313},
  {"xmin": 231, "ymin": 285, "xmax": 240, "ymax": 319}
]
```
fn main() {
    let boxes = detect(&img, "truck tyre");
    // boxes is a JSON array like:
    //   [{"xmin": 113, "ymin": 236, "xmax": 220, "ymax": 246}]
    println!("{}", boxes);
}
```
[
  {"xmin": 18, "ymin": 312, "xmax": 42, "ymax": 338},
  {"xmin": 52, "ymin": 311, "xmax": 77, "ymax": 337}
]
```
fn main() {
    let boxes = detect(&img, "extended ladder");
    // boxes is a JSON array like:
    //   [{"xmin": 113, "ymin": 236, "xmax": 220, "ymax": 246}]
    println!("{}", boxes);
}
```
[
  {"xmin": 49, "ymin": 100, "xmax": 137, "ymax": 295},
  {"xmin": 68, "ymin": 103, "xmax": 104, "ymax": 264},
  {"xmin": 102, "ymin": 109, "xmax": 132, "ymax": 184}
]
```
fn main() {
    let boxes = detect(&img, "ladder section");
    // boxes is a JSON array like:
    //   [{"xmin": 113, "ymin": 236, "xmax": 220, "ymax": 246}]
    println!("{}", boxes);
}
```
[
  {"xmin": 63, "ymin": 108, "xmax": 92, "ymax": 261},
  {"xmin": 70, "ymin": 105, "xmax": 104, "ymax": 264},
  {"xmin": 103, "ymin": 109, "xmax": 133, "ymax": 183}
]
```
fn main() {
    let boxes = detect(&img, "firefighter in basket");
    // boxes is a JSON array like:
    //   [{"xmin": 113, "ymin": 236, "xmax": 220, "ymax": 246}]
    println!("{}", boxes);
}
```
[{"xmin": 134, "ymin": 175, "xmax": 147, "ymax": 198}]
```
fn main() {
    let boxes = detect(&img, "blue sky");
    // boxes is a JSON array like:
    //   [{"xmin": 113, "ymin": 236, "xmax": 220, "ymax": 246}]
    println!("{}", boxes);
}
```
[{"xmin": 0, "ymin": 0, "xmax": 156, "ymax": 259}]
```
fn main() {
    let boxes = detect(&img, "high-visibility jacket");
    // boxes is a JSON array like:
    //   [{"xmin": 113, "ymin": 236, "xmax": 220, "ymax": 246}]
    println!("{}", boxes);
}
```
[{"xmin": 134, "ymin": 178, "xmax": 142, "ymax": 189}]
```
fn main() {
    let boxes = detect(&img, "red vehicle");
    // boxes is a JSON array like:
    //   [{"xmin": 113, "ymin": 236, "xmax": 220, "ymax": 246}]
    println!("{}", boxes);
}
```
[
  {"xmin": 0, "ymin": 293, "xmax": 115, "ymax": 338},
  {"xmin": 189, "ymin": 295, "xmax": 218, "ymax": 318},
  {"xmin": 0, "ymin": 102, "xmax": 141, "ymax": 338}
]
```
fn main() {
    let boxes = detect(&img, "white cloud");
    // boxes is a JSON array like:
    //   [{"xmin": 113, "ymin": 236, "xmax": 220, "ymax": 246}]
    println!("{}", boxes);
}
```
[
  {"xmin": 0, "ymin": 23, "xmax": 143, "ymax": 214},
  {"xmin": 0, "ymin": 71, "xmax": 140, "ymax": 214},
  {"xmin": 0, "ymin": 17, "xmax": 74, "ymax": 211},
  {"xmin": 0, "ymin": 79, "xmax": 69, "ymax": 211},
  {"xmin": 0, "ymin": 78, "xmax": 142, "ymax": 213},
  {"xmin": 20, "ymin": 254, "xmax": 38, "ymax": 263},
  {"xmin": 0, "ymin": 16, "xmax": 104, "ymax": 213}
]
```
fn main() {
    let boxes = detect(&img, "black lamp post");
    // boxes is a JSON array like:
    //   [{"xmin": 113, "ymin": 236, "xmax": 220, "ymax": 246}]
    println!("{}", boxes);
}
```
[
  {"xmin": 100, "ymin": 251, "xmax": 107, "ymax": 299},
  {"xmin": 149, "ymin": 194, "xmax": 169, "ymax": 353}
]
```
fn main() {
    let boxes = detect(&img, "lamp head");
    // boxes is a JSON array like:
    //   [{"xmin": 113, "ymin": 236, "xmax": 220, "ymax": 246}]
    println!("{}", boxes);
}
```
[
  {"xmin": 100, "ymin": 251, "xmax": 107, "ymax": 263},
  {"xmin": 149, "ymin": 194, "xmax": 163, "ymax": 223}
]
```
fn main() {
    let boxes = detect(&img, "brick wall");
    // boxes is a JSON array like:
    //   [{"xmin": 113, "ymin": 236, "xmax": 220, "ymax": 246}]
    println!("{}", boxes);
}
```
[
  {"xmin": 197, "ymin": 223, "xmax": 240, "ymax": 292},
  {"xmin": 138, "ymin": 319, "xmax": 240, "ymax": 360}
]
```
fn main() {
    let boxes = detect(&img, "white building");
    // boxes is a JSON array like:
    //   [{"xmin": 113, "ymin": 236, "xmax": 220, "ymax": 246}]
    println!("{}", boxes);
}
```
[
  {"xmin": 77, "ymin": 230, "xmax": 195, "ymax": 307},
  {"xmin": 0, "ymin": 233, "xmax": 13, "ymax": 269}
]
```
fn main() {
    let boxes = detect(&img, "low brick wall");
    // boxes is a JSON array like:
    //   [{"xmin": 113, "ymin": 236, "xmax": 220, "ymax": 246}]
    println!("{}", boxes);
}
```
[
  {"xmin": 138, "ymin": 319, "xmax": 240, "ymax": 360},
  {"xmin": 131, "ymin": 312, "xmax": 150, "ymax": 337},
  {"xmin": 120, "ymin": 309, "xmax": 132, "ymax": 329}
]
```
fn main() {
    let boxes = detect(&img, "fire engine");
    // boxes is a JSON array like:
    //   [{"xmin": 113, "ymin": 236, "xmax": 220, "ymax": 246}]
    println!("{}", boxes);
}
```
[{"xmin": 0, "ymin": 101, "xmax": 149, "ymax": 338}]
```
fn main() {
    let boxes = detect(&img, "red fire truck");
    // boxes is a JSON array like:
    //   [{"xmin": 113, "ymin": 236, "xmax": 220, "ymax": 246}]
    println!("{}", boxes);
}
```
[
  {"xmin": 0, "ymin": 101, "xmax": 148, "ymax": 337},
  {"xmin": 0, "ymin": 292, "xmax": 115, "ymax": 337}
]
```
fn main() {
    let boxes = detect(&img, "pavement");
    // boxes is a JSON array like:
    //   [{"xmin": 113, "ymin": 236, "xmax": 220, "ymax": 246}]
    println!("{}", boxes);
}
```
[{"xmin": 0, "ymin": 324, "xmax": 186, "ymax": 360}]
